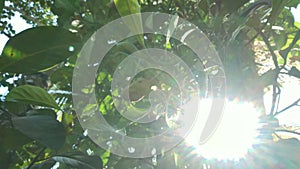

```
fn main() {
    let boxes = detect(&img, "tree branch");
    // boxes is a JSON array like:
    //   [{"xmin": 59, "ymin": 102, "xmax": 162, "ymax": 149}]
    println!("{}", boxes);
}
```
[
  {"xmin": 27, "ymin": 147, "xmax": 47, "ymax": 169},
  {"xmin": 257, "ymin": 29, "xmax": 279, "ymax": 69},
  {"xmin": 4, "ymin": 6, "xmax": 39, "ymax": 24},
  {"xmin": 1, "ymin": 31, "xmax": 12, "ymax": 38},
  {"xmin": 274, "ymin": 98, "xmax": 300, "ymax": 116},
  {"xmin": 275, "ymin": 129, "xmax": 300, "ymax": 136}
]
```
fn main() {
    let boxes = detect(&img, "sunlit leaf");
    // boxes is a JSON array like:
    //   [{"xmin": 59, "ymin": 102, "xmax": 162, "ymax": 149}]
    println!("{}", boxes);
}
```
[
  {"xmin": 100, "ymin": 150, "xmax": 110, "ymax": 166},
  {"xmin": 52, "ymin": 154, "xmax": 103, "ymax": 169},
  {"xmin": 12, "ymin": 115, "xmax": 65, "ymax": 149},
  {"xmin": 166, "ymin": 15, "xmax": 179, "ymax": 47},
  {"xmin": 295, "ymin": 22, "xmax": 300, "ymax": 29},
  {"xmin": 6, "ymin": 85, "xmax": 59, "ymax": 109},
  {"xmin": 0, "ymin": 26, "xmax": 80, "ymax": 73},
  {"xmin": 279, "ymin": 30, "xmax": 300, "ymax": 59}
]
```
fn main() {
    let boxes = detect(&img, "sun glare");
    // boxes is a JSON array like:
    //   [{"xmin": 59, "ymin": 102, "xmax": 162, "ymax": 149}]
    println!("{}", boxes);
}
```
[{"xmin": 185, "ymin": 99, "xmax": 261, "ymax": 160}]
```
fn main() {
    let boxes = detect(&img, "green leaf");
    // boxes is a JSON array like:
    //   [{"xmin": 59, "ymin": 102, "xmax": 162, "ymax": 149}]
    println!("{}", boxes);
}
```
[
  {"xmin": 6, "ymin": 85, "xmax": 59, "ymax": 109},
  {"xmin": 295, "ymin": 22, "xmax": 300, "ymax": 29},
  {"xmin": 289, "ymin": 66, "xmax": 300, "ymax": 78},
  {"xmin": 52, "ymin": 154, "xmax": 103, "ymax": 169},
  {"xmin": 273, "ymin": 31, "xmax": 287, "ymax": 50},
  {"xmin": 30, "ymin": 160, "xmax": 57, "ymax": 169},
  {"xmin": 0, "ymin": 126, "xmax": 32, "ymax": 149},
  {"xmin": 50, "ymin": 66, "xmax": 73, "ymax": 87},
  {"xmin": 0, "ymin": 0, "xmax": 4, "ymax": 14},
  {"xmin": 285, "ymin": 0, "xmax": 300, "ymax": 7},
  {"xmin": 223, "ymin": 0, "xmax": 249, "ymax": 13},
  {"xmin": 114, "ymin": 158, "xmax": 154, "ymax": 169},
  {"xmin": 114, "ymin": 41, "xmax": 139, "ymax": 54},
  {"xmin": 259, "ymin": 69, "xmax": 278, "ymax": 87},
  {"xmin": 0, "ymin": 26, "xmax": 80, "ymax": 73},
  {"xmin": 114, "ymin": 0, "xmax": 145, "ymax": 47},
  {"xmin": 51, "ymin": 0, "xmax": 79, "ymax": 16},
  {"xmin": 166, "ymin": 15, "xmax": 179, "ymax": 48},
  {"xmin": 279, "ymin": 30, "xmax": 300, "ymax": 59},
  {"xmin": 26, "ymin": 109, "xmax": 57, "ymax": 118},
  {"xmin": 12, "ymin": 115, "xmax": 66, "ymax": 149},
  {"xmin": 114, "ymin": 0, "xmax": 140, "ymax": 17},
  {"xmin": 269, "ymin": 0, "xmax": 285, "ymax": 24},
  {"xmin": 5, "ymin": 101, "xmax": 29, "ymax": 115}
]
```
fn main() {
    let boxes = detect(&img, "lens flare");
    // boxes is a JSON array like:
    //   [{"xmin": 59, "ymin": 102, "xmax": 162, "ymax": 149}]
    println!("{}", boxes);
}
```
[{"xmin": 185, "ymin": 99, "xmax": 261, "ymax": 160}]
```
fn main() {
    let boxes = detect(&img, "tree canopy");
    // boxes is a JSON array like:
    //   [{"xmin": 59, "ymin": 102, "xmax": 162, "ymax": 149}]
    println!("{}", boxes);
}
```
[{"xmin": 0, "ymin": 0, "xmax": 300, "ymax": 168}]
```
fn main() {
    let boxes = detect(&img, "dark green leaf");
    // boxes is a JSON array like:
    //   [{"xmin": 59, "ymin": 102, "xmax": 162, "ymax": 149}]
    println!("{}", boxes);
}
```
[
  {"xmin": 114, "ymin": 42, "xmax": 139, "ymax": 54},
  {"xmin": 12, "ymin": 115, "xmax": 65, "ymax": 149},
  {"xmin": 0, "ymin": 126, "xmax": 32, "ymax": 149},
  {"xmin": 6, "ymin": 85, "xmax": 59, "ymax": 109},
  {"xmin": 288, "ymin": 66, "xmax": 300, "ymax": 78},
  {"xmin": 26, "ymin": 109, "xmax": 57, "ymax": 118},
  {"xmin": 30, "ymin": 159, "xmax": 57, "ymax": 169},
  {"xmin": 0, "ymin": 26, "xmax": 79, "ymax": 73},
  {"xmin": 0, "ymin": 0, "xmax": 4, "ymax": 14},
  {"xmin": 223, "ymin": 0, "xmax": 249, "ymax": 13},
  {"xmin": 50, "ymin": 66, "xmax": 73, "ymax": 87},
  {"xmin": 269, "ymin": 0, "xmax": 285, "ymax": 24},
  {"xmin": 114, "ymin": 158, "xmax": 141, "ymax": 169},
  {"xmin": 52, "ymin": 154, "xmax": 103, "ymax": 169},
  {"xmin": 5, "ymin": 101, "xmax": 29, "ymax": 115},
  {"xmin": 285, "ymin": 0, "xmax": 300, "ymax": 7},
  {"xmin": 51, "ymin": 0, "xmax": 79, "ymax": 16},
  {"xmin": 0, "ymin": 146, "xmax": 9, "ymax": 169},
  {"xmin": 259, "ymin": 69, "xmax": 278, "ymax": 87}
]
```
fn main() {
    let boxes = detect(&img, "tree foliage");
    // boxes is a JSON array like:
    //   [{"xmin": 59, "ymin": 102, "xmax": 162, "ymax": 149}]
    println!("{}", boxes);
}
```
[{"xmin": 0, "ymin": 0, "xmax": 300, "ymax": 168}]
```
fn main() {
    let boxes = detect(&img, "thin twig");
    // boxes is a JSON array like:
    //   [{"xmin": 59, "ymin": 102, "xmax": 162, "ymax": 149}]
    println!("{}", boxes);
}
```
[
  {"xmin": 4, "ymin": 6, "xmax": 39, "ymax": 24},
  {"xmin": 273, "ymin": 132, "xmax": 282, "ymax": 140},
  {"xmin": 257, "ymin": 29, "xmax": 279, "ymax": 69},
  {"xmin": 0, "ymin": 107, "xmax": 16, "ymax": 117},
  {"xmin": 275, "ymin": 90, "xmax": 281, "ymax": 113},
  {"xmin": 257, "ymin": 29, "xmax": 281, "ymax": 116},
  {"xmin": 275, "ymin": 129, "xmax": 300, "ymax": 136},
  {"xmin": 270, "ymin": 85, "xmax": 280, "ymax": 116},
  {"xmin": 274, "ymin": 98, "xmax": 300, "ymax": 116},
  {"xmin": 1, "ymin": 32, "xmax": 12, "ymax": 38},
  {"xmin": 245, "ymin": 32, "xmax": 259, "ymax": 46},
  {"xmin": 27, "ymin": 147, "xmax": 47, "ymax": 169}
]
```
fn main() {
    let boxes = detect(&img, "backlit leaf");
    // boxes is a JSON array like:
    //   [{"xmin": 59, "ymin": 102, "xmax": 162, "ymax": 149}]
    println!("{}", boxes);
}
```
[
  {"xmin": 0, "ymin": 26, "xmax": 80, "ymax": 73},
  {"xmin": 114, "ymin": 0, "xmax": 145, "ymax": 47},
  {"xmin": 6, "ymin": 85, "xmax": 59, "ymax": 109}
]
